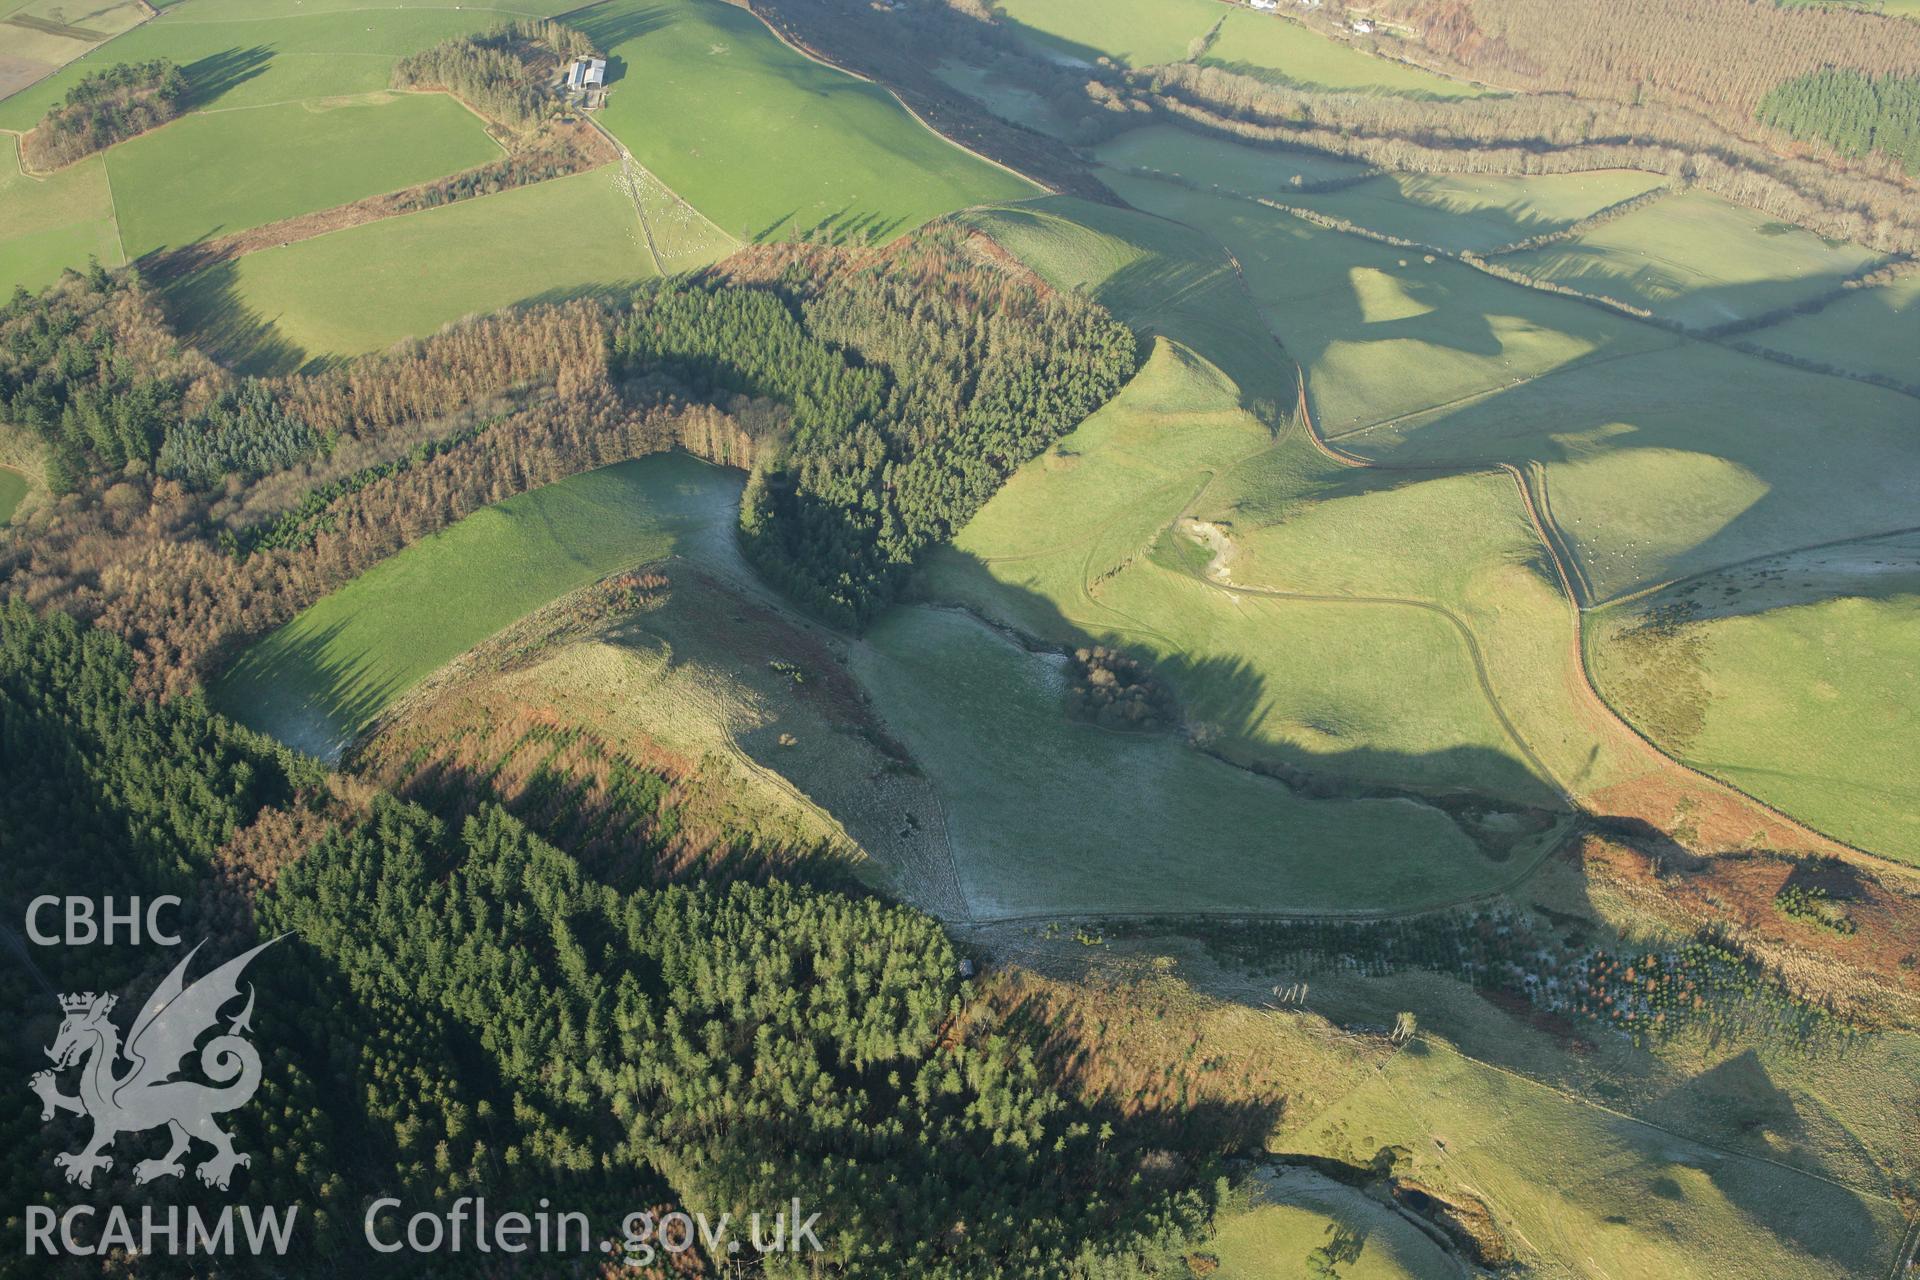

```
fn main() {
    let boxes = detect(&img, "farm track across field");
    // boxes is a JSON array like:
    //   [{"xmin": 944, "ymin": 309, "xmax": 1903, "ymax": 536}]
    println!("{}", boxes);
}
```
[
  {"xmin": 983, "ymin": 185, "xmax": 1907, "ymax": 886},
  {"xmin": 956, "ymin": 448, "xmax": 1573, "ymax": 816},
  {"xmin": 738, "ymin": 0, "xmax": 1057, "ymax": 195},
  {"xmin": 1198, "ymin": 236, "xmax": 1908, "ymax": 874},
  {"xmin": 1176, "ymin": 510, "xmax": 1572, "ymax": 806},
  {"xmin": 1156, "ymin": 168, "xmax": 1920, "ymax": 408}
]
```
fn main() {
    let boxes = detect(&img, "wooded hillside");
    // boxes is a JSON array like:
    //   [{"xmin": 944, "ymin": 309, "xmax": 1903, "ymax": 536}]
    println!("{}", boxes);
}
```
[
  {"xmin": 0, "ymin": 601, "xmax": 1219, "ymax": 1274},
  {"xmin": 1383, "ymin": 0, "xmax": 1920, "ymax": 125},
  {"xmin": 1, "ymin": 232, "xmax": 1136, "ymax": 692},
  {"xmin": 1759, "ymin": 69, "xmax": 1920, "ymax": 174}
]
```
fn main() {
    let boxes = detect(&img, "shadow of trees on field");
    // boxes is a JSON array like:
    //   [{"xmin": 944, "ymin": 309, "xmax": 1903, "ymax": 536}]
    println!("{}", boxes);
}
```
[
  {"xmin": 157, "ymin": 260, "xmax": 315, "ymax": 376},
  {"xmin": 567, "ymin": 2, "xmax": 678, "ymax": 61},
  {"xmin": 513, "ymin": 279, "xmax": 651, "ymax": 312},
  {"xmin": 799, "ymin": 204, "xmax": 907, "ymax": 246},
  {"xmin": 1181, "ymin": 188, "xmax": 1920, "ymax": 600},
  {"xmin": 924, "ymin": 544, "xmax": 1565, "ymax": 827},
  {"xmin": 182, "ymin": 46, "xmax": 272, "ymax": 109},
  {"xmin": 210, "ymin": 615, "xmax": 394, "ymax": 762}
]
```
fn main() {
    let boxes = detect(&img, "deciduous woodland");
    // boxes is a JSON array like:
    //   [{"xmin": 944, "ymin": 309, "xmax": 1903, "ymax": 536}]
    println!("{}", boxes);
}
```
[
  {"xmin": 20, "ymin": 60, "xmax": 187, "ymax": 171},
  {"xmin": 1, "ymin": 230, "xmax": 1136, "ymax": 690},
  {"xmin": 1375, "ymin": 0, "xmax": 1920, "ymax": 124},
  {"xmin": 1151, "ymin": 66, "xmax": 1920, "ymax": 250},
  {"xmin": 901, "ymin": 0, "xmax": 1920, "ymax": 249}
]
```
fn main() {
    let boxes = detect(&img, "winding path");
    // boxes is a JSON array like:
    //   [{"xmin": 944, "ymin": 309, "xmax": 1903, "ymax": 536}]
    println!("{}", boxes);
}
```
[
  {"xmin": 1199, "ymin": 236, "xmax": 1896, "ymax": 869},
  {"xmin": 1176, "ymin": 513, "xmax": 1572, "ymax": 806}
]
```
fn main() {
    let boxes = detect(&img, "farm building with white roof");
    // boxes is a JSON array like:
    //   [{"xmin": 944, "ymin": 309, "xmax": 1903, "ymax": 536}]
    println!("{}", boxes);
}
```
[{"xmin": 566, "ymin": 57, "xmax": 606, "ymax": 90}]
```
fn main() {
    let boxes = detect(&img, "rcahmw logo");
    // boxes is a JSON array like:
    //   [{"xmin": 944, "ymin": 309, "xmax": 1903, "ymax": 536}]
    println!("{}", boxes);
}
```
[{"xmin": 25, "ymin": 934, "xmax": 300, "ymax": 1258}]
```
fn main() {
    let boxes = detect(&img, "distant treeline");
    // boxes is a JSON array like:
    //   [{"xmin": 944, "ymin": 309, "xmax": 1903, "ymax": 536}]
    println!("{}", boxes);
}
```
[
  {"xmin": 1759, "ymin": 70, "xmax": 1920, "ymax": 175},
  {"xmin": 392, "ymin": 19, "xmax": 596, "ymax": 129},
  {"xmin": 22, "ymin": 58, "xmax": 187, "ymax": 170},
  {"xmin": 1372, "ymin": 0, "xmax": 1920, "ymax": 124},
  {"xmin": 917, "ymin": 0, "xmax": 1920, "ymax": 250},
  {"xmin": 1140, "ymin": 64, "xmax": 1920, "ymax": 252}
]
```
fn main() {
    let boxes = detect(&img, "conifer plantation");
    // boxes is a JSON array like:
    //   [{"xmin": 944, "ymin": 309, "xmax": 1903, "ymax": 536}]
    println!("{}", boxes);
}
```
[
  {"xmin": 0, "ymin": 602, "xmax": 1214, "ymax": 1274},
  {"xmin": 1758, "ymin": 70, "xmax": 1920, "ymax": 174},
  {"xmin": 0, "ymin": 219, "xmax": 1214, "ymax": 1272}
]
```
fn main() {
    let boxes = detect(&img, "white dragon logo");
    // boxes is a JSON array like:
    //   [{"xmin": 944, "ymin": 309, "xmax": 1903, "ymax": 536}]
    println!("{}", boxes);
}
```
[{"xmin": 30, "ymin": 937, "xmax": 281, "ymax": 1191}]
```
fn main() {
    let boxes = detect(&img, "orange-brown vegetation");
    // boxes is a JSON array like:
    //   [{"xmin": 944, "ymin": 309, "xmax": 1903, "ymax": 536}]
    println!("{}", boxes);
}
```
[
  {"xmin": 351, "ymin": 569, "xmax": 868, "ymax": 891},
  {"xmin": 1380, "ymin": 0, "xmax": 1920, "ymax": 126},
  {"xmin": 964, "ymin": 965, "xmax": 1304, "ymax": 1155},
  {"xmin": 4, "ymin": 298, "xmax": 768, "ymax": 697},
  {"xmin": 200, "ymin": 798, "xmax": 341, "ymax": 944},
  {"xmin": 1574, "ymin": 830, "xmax": 1920, "ymax": 1023}
]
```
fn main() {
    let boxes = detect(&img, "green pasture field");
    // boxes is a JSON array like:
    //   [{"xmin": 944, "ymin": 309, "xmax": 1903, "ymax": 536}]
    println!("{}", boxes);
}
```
[
  {"xmin": 0, "ymin": 3, "xmax": 537, "ymax": 130},
  {"xmin": 0, "ymin": 135, "xmax": 121, "ymax": 295},
  {"xmin": 1205, "ymin": 10, "xmax": 1483, "ymax": 96},
  {"xmin": 1502, "ymin": 190, "xmax": 1890, "ymax": 328},
  {"xmin": 212, "ymin": 454, "xmax": 738, "ymax": 759},
  {"xmin": 956, "ymin": 195, "xmax": 1293, "ymax": 402},
  {"xmin": 953, "ymin": 199, "xmax": 1644, "ymax": 809},
  {"xmin": 1202, "ymin": 456, "xmax": 1647, "ymax": 802},
  {"xmin": 1095, "ymin": 125, "xmax": 1369, "ymax": 196},
  {"xmin": 994, "ymin": 0, "xmax": 1219, "ymax": 66},
  {"xmin": 1205, "ymin": 1167, "xmax": 1455, "ymax": 1279},
  {"xmin": 0, "ymin": 466, "xmax": 26, "ymax": 524},
  {"xmin": 852, "ymin": 604, "xmax": 1524, "ymax": 920},
  {"xmin": 925, "ymin": 341, "xmax": 1564, "ymax": 808},
  {"xmin": 1295, "ymin": 1038, "xmax": 1909, "ymax": 1279},
  {"xmin": 1291, "ymin": 169, "xmax": 1670, "ymax": 253},
  {"xmin": 1359, "ymin": 339, "xmax": 1920, "ymax": 604},
  {"xmin": 106, "ymin": 92, "xmax": 498, "ymax": 258},
  {"xmin": 620, "ymin": 156, "xmax": 738, "ymax": 274},
  {"xmin": 1742, "ymin": 268, "xmax": 1920, "ymax": 387},
  {"xmin": 1102, "ymin": 169, "xmax": 1672, "ymax": 433},
  {"xmin": 1591, "ymin": 533, "xmax": 1920, "ymax": 862},
  {"xmin": 165, "ymin": 166, "xmax": 657, "ymax": 372},
  {"xmin": 1102, "ymin": 171, "xmax": 1920, "ymax": 605},
  {"xmin": 574, "ymin": 0, "xmax": 1035, "ymax": 244},
  {"xmin": 1297, "ymin": 950, "xmax": 1920, "ymax": 1210}
]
